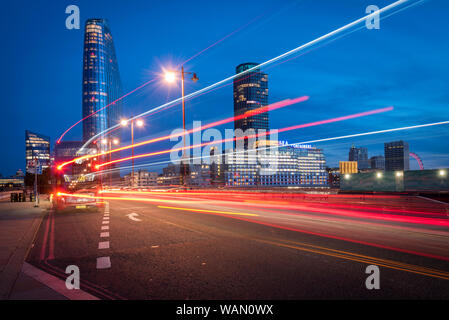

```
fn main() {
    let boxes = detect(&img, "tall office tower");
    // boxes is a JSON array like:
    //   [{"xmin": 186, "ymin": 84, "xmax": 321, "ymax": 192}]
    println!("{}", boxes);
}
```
[
  {"xmin": 348, "ymin": 145, "xmax": 369, "ymax": 170},
  {"xmin": 82, "ymin": 19, "xmax": 123, "ymax": 144},
  {"xmin": 233, "ymin": 63, "xmax": 268, "ymax": 149},
  {"xmin": 384, "ymin": 140, "xmax": 410, "ymax": 171},
  {"xmin": 25, "ymin": 130, "xmax": 51, "ymax": 173}
]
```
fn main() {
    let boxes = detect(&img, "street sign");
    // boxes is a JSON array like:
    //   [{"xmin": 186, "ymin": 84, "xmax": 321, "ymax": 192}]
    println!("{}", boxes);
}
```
[{"xmin": 27, "ymin": 160, "xmax": 42, "ymax": 174}]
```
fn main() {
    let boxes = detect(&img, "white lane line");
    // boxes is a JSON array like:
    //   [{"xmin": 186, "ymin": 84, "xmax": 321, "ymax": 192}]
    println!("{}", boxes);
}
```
[
  {"xmin": 101, "ymin": 225, "xmax": 109, "ymax": 230},
  {"xmin": 100, "ymin": 232, "xmax": 109, "ymax": 238},
  {"xmin": 104, "ymin": 214, "xmax": 110, "ymax": 217},
  {"xmin": 22, "ymin": 263, "xmax": 99, "ymax": 300},
  {"xmin": 103, "ymin": 217, "xmax": 110, "ymax": 220},
  {"xmin": 96, "ymin": 257, "xmax": 111, "ymax": 269},
  {"xmin": 98, "ymin": 241, "xmax": 110, "ymax": 249},
  {"xmin": 102, "ymin": 220, "xmax": 109, "ymax": 225}
]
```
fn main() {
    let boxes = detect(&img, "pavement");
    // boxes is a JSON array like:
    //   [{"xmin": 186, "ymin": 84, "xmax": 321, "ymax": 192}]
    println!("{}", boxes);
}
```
[
  {"xmin": 23, "ymin": 191, "xmax": 449, "ymax": 299},
  {"xmin": 0, "ymin": 200, "xmax": 97, "ymax": 300}
]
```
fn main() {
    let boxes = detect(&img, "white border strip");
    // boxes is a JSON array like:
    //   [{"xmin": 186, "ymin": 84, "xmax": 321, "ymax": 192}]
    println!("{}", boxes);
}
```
[{"xmin": 21, "ymin": 262, "xmax": 99, "ymax": 300}]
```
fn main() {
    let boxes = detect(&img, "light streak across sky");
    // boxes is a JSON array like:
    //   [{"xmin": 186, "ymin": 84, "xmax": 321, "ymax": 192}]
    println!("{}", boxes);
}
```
[
  {"xmin": 78, "ymin": 0, "xmax": 412, "ymax": 152},
  {"xmin": 56, "ymin": 96, "xmax": 308, "ymax": 170},
  {"xmin": 56, "ymin": 13, "xmax": 265, "ymax": 144},
  {"xmin": 95, "ymin": 106, "xmax": 394, "ymax": 169},
  {"xmin": 93, "ymin": 119, "xmax": 449, "ymax": 177}
]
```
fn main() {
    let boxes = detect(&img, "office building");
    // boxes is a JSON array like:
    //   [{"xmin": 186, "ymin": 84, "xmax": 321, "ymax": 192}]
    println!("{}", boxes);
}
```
[
  {"xmin": 370, "ymin": 155, "xmax": 385, "ymax": 170},
  {"xmin": 348, "ymin": 145, "xmax": 369, "ymax": 170},
  {"xmin": 210, "ymin": 146, "xmax": 225, "ymax": 186},
  {"xmin": 225, "ymin": 144, "xmax": 327, "ymax": 188},
  {"xmin": 82, "ymin": 19, "xmax": 123, "ymax": 144},
  {"xmin": 233, "ymin": 63, "xmax": 268, "ymax": 149},
  {"xmin": 188, "ymin": 164, "xmax": 212, "ymax": 187},
  {"xmin": 384, "ymin": 140, "xmax": 410, "ymax": 171},
  {"xmin": 158, "ymin": 164, "xmax": 182, "ymax": 186},
  {"xmin": 124, "ymin": 170, "xmax": 158, "ymax": 187},
  {"xmin": 339, "ymin": 161, "xmax": 358, "ymax": 174},
  {"xmin": 54, "ymin": 141, "xmax": 84, "ymax": 163},
  {"xmin": 25, "ymin": 130, "xmax": 50, "ymax": 174}
]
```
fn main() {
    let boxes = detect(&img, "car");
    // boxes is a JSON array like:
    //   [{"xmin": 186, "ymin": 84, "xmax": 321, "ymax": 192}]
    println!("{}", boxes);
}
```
[{"xmin": 53, "ymin": 189, "xmax": 103, "ymax": 212}]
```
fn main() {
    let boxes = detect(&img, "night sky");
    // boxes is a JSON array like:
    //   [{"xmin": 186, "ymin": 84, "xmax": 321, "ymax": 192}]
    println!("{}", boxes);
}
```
[{"xmin": 1, "ymin": 0, "xmax": 448, "ymax": 176}]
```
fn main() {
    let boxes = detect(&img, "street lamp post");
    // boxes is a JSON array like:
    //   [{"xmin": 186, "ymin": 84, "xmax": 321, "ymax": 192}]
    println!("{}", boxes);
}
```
[
  {"xmin": 121, "ymin": 119, "xmax": 144, "ymax": 187},
  {"xmin": 164, "ymin": 66, "xmax": 198, "ymax": 187}
]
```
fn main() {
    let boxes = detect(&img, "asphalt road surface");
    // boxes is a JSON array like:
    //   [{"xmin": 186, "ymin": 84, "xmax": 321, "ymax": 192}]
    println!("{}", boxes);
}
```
[{"xmin": 27, "ymin": 191, "xmax": 449, "ymax": 299}]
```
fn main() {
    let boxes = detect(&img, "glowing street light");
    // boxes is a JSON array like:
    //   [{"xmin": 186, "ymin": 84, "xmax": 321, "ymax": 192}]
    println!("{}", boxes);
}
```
[
  {"xmin": 395, "ymin": 171, "xmax": 403, "ymax": 177},
  {"xmin": 376, "ymin": 172, "xmax": 383, "ymax": 179},
  {"xmin": 120, "ymin": 119, "xmax": 128, "ymax": 127},
  {"xmin": 164, "ymin": 71, "xmax": 176, "ymax": 83},
  {"xmin": 439, "ymin": 169, "xmax": 447, "ymax": 177},
  {"xmin": 136, "ymin": 119, "xmax": 144, "ymax": 127},
  {"xmin": 163, "ymin": 66, "xmax": 199, "ymax": 187}
]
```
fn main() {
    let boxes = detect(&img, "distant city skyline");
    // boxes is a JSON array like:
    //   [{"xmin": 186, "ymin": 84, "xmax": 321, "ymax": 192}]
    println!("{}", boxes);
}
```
[{"xmin": 2, "ymin": 0, "xmax": 449, "ymax": 176}]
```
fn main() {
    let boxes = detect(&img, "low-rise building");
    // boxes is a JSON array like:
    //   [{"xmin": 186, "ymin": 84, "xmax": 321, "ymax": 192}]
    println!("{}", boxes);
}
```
[{"xmin": 225, "ymin": 144, "xmax": 328, "ymax": 188}]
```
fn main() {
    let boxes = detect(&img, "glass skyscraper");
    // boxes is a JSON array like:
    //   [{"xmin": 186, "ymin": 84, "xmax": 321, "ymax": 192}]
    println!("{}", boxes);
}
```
[
  {"xmin": 82, "ymin": 19, "xmax": 122, "ymax": 144},
  {"xmin": 233, "ymin": 63, "xmax": 268, "ymax": 147},
  {"xmin": 25, "ymin": 130, "xmax": 50, "ymax": 173}
]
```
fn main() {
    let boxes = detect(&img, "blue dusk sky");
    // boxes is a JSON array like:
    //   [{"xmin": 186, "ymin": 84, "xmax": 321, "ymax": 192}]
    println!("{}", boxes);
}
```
[{"xmin": 1, "ymin": 0, "xmax": 448, "ymax": 175}]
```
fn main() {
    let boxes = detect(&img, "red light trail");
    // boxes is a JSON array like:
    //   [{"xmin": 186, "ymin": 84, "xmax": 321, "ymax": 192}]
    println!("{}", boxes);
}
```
[
  {"xmin": 79, "ymin": 0, "xmax": 412, "ymax": 151},
  {"xmin": 57, "ymin": 96, "xmax": 308, "ymax": 170},
  {"xmin": 55, "ymin": 190, "xmax": 449, "ymax": 262},
  {"xmin": 95, "ymin": 106, "xmax": 393, "ymax": 169},
  {"xmin": 56, "ymin": 14, "xmax": 265, "ymax": 144}
]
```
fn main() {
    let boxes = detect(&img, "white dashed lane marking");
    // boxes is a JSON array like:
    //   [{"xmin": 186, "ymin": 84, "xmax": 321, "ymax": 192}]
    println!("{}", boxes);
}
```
[
  {"xmin": 96, "ymin": 257, "xmax": 111, "ymax": 269},
  {"xmin": 98, "ymin": 241, "xmax": 110, "ymax": 249},
  {"xmin": 97, "ymin": 202, "xmax": 111, "ymax": 270}
]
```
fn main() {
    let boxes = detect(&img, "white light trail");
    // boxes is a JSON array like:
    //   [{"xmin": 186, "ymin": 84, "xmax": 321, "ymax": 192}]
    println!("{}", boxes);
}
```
[
  {"xmin": 95, "ymin": 119, "xmax": 449, "ymax": 177},
  {"xmin": 79, "ymin": 0, "xmax": 412, "ymax": 153}
]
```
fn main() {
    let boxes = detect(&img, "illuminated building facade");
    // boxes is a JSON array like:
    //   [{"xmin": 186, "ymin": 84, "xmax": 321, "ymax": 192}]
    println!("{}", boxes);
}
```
[
  {"xmin": 225, "ymin": 144, "xmax": 327, "ymax": 188},
  {"xmin": 339, "ymin": 161, "xmax": 358, "ymax": 174},
  {"xmin": 25, "ymin": 130, "xmax": 50, "ymax": 173},
  {"xmin": 82, "ymin": 19, "xmax": 122, "ymax": 144},
  {"xmin": 124, "ymin": 170, "xmax": 158, "ymax": 187},
  {"xmin": 233, "ymin": 63, "xmax": 268, "ymax": 149},
  {"xmin": 210, "ymin": 146, "xmax": 225, "ymax": 186}
]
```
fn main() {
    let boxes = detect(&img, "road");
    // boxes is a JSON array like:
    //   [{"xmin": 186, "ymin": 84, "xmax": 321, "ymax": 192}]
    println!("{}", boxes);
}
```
[{"xmin": 27, "ymin": 191, "xmax": 449, "ymax": 299}]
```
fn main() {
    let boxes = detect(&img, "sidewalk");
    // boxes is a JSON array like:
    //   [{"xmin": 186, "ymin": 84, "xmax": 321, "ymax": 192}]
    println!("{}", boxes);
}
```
[{"xmin": 0, "ymin": 200, "xmax": 67, "ymax": 299}]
